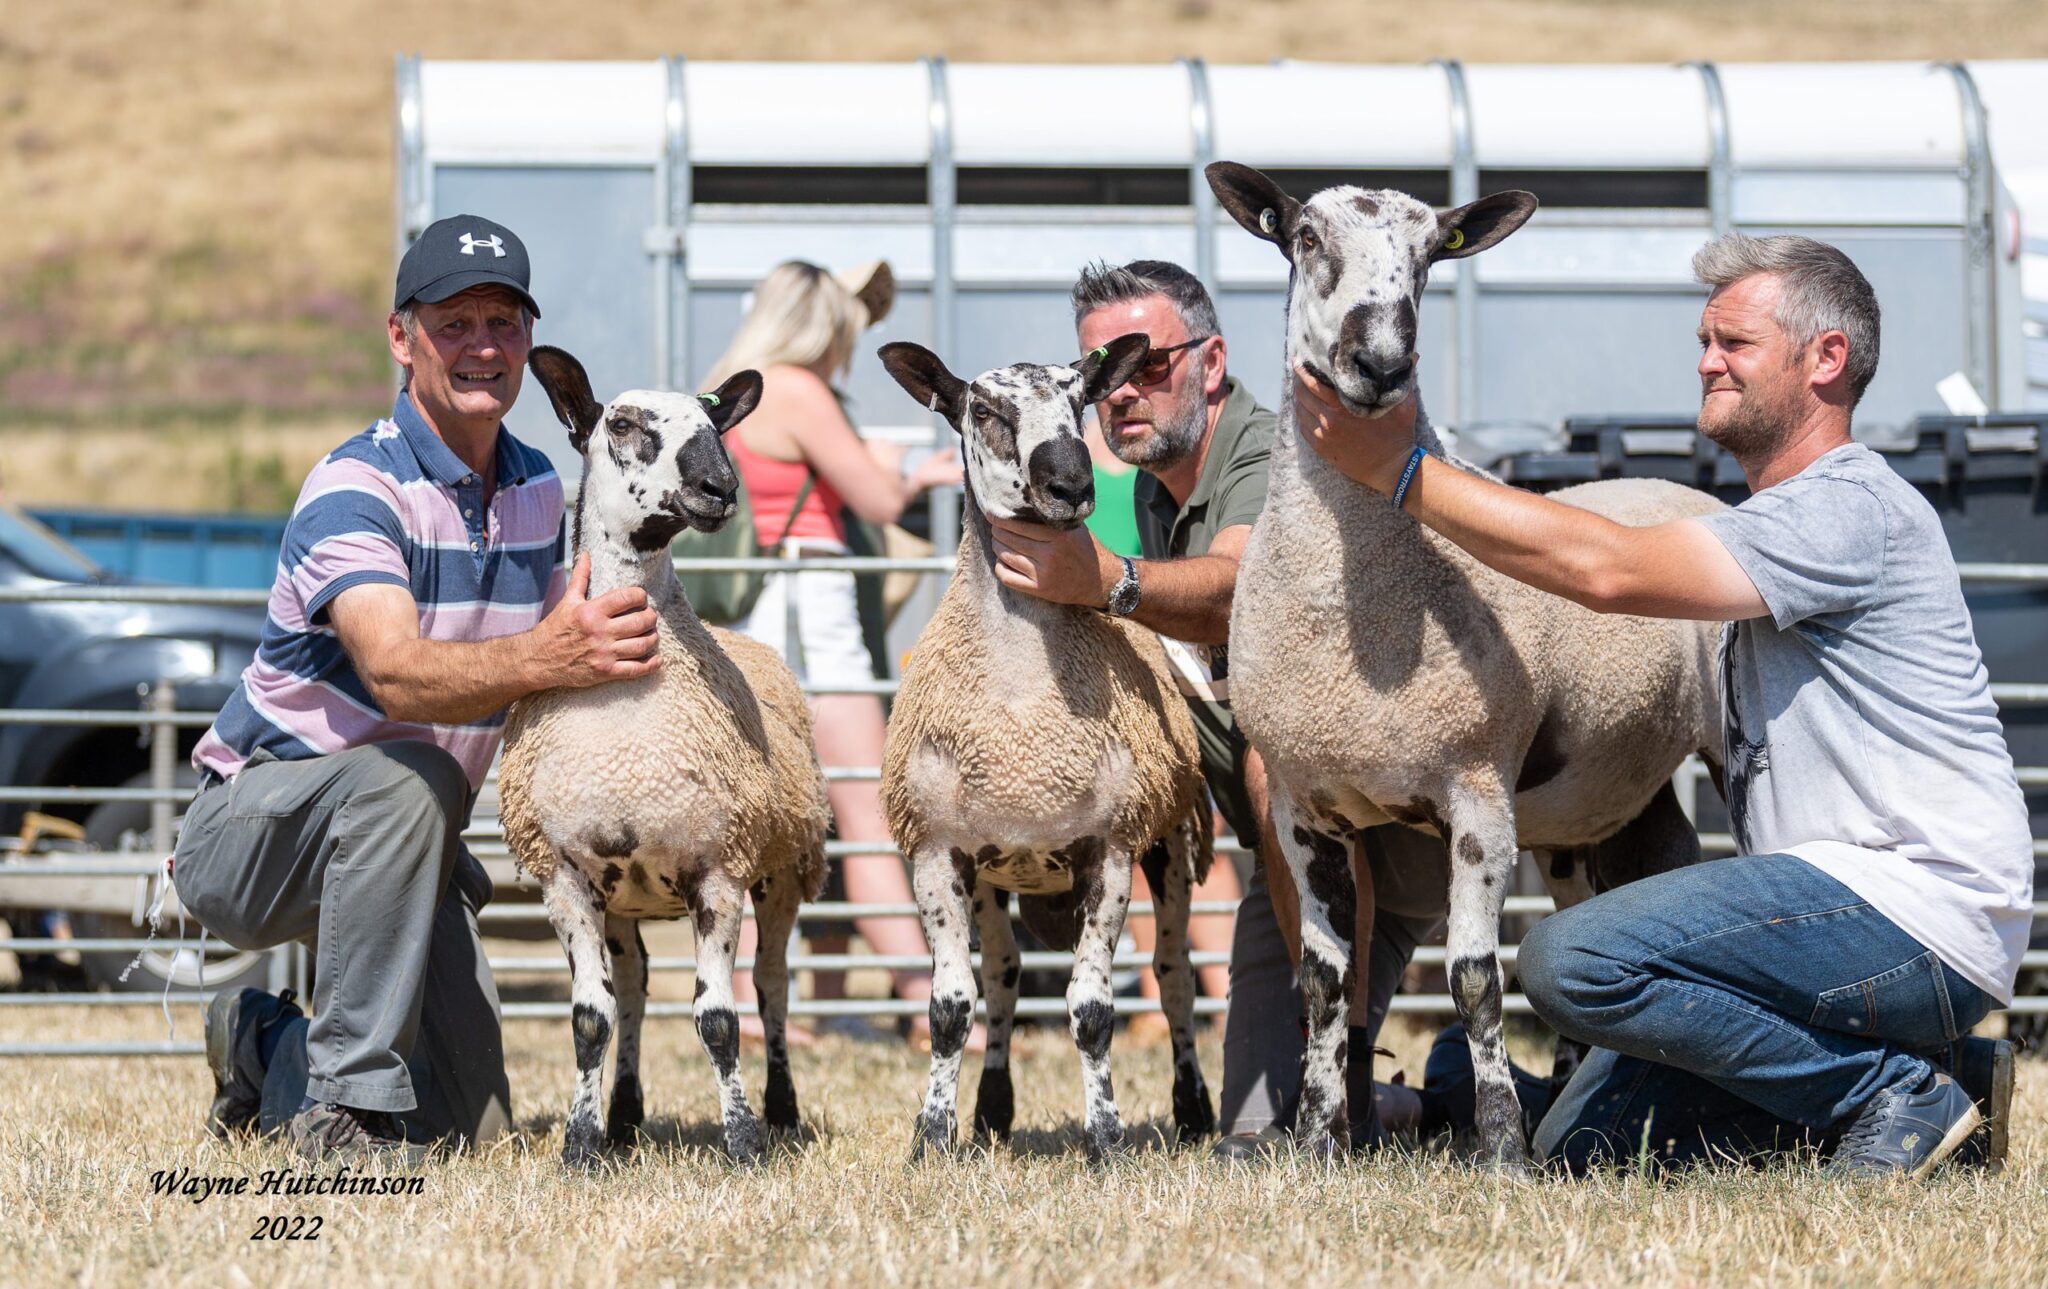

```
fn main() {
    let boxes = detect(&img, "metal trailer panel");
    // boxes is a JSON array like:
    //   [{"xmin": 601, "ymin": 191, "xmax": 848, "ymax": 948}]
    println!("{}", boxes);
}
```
[
  {"xmin": 949, "ymin": 64, "xmax": 1193, "ymax": 165},
  {"xmin": 1464, "ymin": 64, "xmax": 1712, "ymax": 168},
  {"xmin": 1718, "ymin": 62, "xmax": 1970, "ymax": 169},
  {"xmin": 684, "ymin": 62, "xmax": 932, "ymax": 164},
  {"xmin": 1205, "ymin": 63, "xmax": 1454, "ymax": 168},
  {"xmin": 418, "ymin": 61, "xmax": 664, "ymax": 164}
]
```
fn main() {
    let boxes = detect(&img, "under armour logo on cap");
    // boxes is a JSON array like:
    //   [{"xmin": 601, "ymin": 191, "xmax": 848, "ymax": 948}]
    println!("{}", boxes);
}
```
[{"xmin": 394, "ymin": 213, "xmax": 540, "ymax": 317}]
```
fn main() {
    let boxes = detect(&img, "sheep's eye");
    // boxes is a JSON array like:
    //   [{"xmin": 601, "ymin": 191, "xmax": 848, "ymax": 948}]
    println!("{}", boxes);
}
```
[
  {"xmin": 1299, "ymin": 229, "xmax": 1319, "ymax": 253},
  {"xmin": 608, "ymin": 415, "xmax": 633, "ymax": 434},
  {"xmin": 971, "ymin": 402, "xmax": 991, "ymax": 422}
]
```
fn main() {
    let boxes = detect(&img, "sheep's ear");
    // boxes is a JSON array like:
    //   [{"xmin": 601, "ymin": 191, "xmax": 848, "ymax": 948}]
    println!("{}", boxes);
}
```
[
  {"xmin": 1433, "ymin": 191, "xmax": 1538, "ymax": 262},
  {"xmin": 700, "ymin": 370, "xmax": 763, "ymax": 436},
  {"xmin": 877, "ymin": 341, "xmax": 966, "ymax": 427},
  {"xmin": 527, "ymin": 346, "xmax": 602, "ymax": 451},
  {"xmin": 1077, "ymin": 333, "xmax": 1153, "ymax": 403},
  {"xmin": 1206, "ymin": 161, "xmax": 1301, "ymax": 251}
]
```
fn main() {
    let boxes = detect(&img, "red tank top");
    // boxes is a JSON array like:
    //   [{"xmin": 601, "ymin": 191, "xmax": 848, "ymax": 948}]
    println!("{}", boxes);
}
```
[{"xmin": 728, "ymin": 435, "xmax": 847, "ymax": 548}]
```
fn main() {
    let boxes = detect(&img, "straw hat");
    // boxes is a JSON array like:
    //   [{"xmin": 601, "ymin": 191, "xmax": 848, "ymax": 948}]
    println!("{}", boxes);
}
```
[{"xmin": 834, "ymin": 259, "xmax": 896, "ymax": 330}]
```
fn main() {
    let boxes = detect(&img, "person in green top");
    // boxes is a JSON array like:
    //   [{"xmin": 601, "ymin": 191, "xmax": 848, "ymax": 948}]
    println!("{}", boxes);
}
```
[
  {"xmin": 1082, "ymin": 411, "xmax": 1144, "ymax": 558},
  {"xmin": 984, "ymin": 259, "xmax": 1453, "ymax": 1158}
]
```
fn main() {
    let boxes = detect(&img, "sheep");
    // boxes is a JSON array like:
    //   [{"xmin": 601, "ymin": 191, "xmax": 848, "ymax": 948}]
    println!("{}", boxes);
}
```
[
  {"xmin": 1203, "ymin": 161, "xmax": 1726, "ymax": 1170},
  {"xmin": 499, "ymin": 345, "xmax": 829, "ymax": 1167},
  {"xmin": 876, "ymin": 336, "xmax": 1217, "ymax": 1160}
]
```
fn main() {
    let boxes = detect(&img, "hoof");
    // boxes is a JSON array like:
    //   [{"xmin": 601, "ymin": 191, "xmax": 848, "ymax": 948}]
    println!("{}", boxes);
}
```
[
  {"xmin": 1173, "ymin": 1080, "xmax": 1217, "ymax": 1144},
  {"xmin": 724, "ymin": 1116, "xmax": 767, "ymax": 1166},
  {"xmin": 605, "ymin": 1083, "xmax": 644, "ymax": 1150},
  {"xmin": 972, "ymin": 1066, "xmax": 1015, "ymax": 1142},
  {"xmin": 562, "ymin": 1139, "xmax": 606, "ymax": 1171},
  {"xmin": 909, "ymin": 1114, "xmax": 956, "ymax": 1162},
  {"xmin": 764, "ymin": 1068, "xmax": 800, "ymax": 1132},
  {"xmin": 1473, "ymin": 1134, "xmax": 1534, "ymax": 1177},
  {"xmin": 1084, "ymin": 1119, "xmax": 1127, "ymax": 1164}
]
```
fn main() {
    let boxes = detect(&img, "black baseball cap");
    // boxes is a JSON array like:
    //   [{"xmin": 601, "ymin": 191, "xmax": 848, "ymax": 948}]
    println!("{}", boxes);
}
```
[{"xmin": 393, "ymin": 214, "xmax": 541, "ymax": 318}]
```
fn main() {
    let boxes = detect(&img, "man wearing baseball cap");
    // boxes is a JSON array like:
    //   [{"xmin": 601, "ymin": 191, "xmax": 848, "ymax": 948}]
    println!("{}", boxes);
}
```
[{"xmin": 175, "ymin": 216, "xmax": 661, "ymax": 1160}]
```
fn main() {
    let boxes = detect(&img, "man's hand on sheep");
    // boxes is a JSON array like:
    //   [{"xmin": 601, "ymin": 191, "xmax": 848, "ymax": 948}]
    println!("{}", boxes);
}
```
[
  {"xmin": 989, "ymin": 516, "xmax": 1121, "ymax": 609},
  {"xmin": 1292, "ymin": 361, "xmax": 1422, "ymax": 495},
  {"xmin": 536, "ymin": 552, "xmax": 664, "ymax": 686}
]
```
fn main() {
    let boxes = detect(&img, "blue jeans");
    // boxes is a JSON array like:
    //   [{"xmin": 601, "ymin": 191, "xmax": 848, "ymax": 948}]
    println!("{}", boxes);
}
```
[{"xmin": 1518, "ymin": 853, "xmax": 1991, "ymax": 1173}]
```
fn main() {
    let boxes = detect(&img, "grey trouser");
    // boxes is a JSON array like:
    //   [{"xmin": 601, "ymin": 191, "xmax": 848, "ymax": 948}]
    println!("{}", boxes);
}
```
[
  {"xmin": 172, "ymin": 742, "xmax": 512, "ymax": 1145},
  {"xmin": 1219, "ymin": 824, "xmax": 1449, "ymax": 1135}
]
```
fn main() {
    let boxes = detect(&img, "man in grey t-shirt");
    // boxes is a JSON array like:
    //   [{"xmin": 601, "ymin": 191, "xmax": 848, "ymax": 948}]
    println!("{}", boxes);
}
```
[{"xmin": 1296, "ymin": 230, "xmax": 2029, "ymax": 1177}]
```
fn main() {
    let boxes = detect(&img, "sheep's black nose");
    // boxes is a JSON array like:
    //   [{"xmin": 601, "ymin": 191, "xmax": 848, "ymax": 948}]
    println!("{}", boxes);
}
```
[
  {"xmin": 698, "ymin": 476, "xmax": 737, "ymax": 507},
  {"xmin": 1044, "ymin": 473, "xmax": 1091, "ymax": 510},
  {"xmin": 1353, "ymin": 353, "xmax": 1414, "ymax": 390}
]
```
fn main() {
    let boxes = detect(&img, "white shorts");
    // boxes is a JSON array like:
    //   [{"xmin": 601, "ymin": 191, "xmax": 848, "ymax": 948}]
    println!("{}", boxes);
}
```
[{"xmin": 736, "ymin": 539, "xmax": 877, "ymax": 691}]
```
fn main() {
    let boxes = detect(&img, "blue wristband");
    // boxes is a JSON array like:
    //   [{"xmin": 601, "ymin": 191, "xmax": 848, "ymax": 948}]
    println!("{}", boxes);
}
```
[{"xmin": 1391, "ymin": 445, "xmax": 1427, "ymax": 511}]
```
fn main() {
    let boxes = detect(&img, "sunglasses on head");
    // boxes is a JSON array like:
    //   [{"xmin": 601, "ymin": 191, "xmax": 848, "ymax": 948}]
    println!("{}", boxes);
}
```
[{"xmin": 1093, "ymin": 337, "xmax": 1205, "ymax": 389}]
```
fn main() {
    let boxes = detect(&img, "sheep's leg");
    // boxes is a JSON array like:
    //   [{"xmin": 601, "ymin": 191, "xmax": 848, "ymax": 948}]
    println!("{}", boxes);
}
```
[
  {"xmin": 604, "ymin": 915, "xmax": 648, "ymax": 1150},
  {"xmin": 1269, "ymin": 791, "xmax": 1355, "ymax": 1156},
  {"xmin": 540, "ymin": 863, "xmax": 614, "ymax": 1168},
  {"xmin": 1068, "ymin": 843, "xmax": 1132, "ymax": 1160},
  {"xmin": 1141, "ymin": 838, "xmax": 1215, "ymax": 1143},
  {"xmin": 750, "ymin": 869, "xmax": 802, "ymax": 1132},
  {"xmin": 689, "ymin": 876, "xmax": 766, "ymax": 1164},
  {"xmin": 911, "ymin": 846, "xmax": 976, "ymax": 1159},
  {"xmin": 1446, "ymin": 790, "xmax": 1531, "ymax": 1173},
  {"xmin": 971, "ymin": 883, "xmax": 1019, "ymax": 1143}
]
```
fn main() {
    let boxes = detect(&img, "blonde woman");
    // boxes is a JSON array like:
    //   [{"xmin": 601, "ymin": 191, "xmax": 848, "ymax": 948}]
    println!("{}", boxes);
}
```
[{"xmin": 706, "ymin": 260, "xmax": 969, "ymax": 1046}]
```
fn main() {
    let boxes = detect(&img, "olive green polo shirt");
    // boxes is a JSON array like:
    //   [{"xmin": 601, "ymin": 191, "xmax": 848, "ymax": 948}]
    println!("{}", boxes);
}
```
[{"xmin": 1131, "ymin": 375, "xmax": 1274, "ymax": 844}]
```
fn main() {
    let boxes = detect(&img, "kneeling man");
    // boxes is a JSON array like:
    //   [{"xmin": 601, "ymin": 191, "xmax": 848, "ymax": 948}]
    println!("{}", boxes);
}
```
[{"xmin": 1299, "ymin": 232, "xmax": 2030, "ymax": 1177}]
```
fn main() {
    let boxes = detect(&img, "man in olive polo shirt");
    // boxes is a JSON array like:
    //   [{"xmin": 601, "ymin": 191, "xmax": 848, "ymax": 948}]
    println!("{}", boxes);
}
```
[{"xmin": 987, "ymin": 259, "xmax": 1447, "ymax": 1157}]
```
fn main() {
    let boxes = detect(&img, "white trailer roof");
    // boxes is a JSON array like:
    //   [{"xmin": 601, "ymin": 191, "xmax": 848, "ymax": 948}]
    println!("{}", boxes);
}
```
[
  {"xmin": 949, "ymin": 64, "xmax": 1192, "ymax": 166},
  {"xmin": 419, "ymin": 61, "xmax": 664, "ymax": 164},
  {"xmin": 1719, "ymin": 62, "xmax": 1969, "ymax": 169},
  {"xmin": 1466, "ymin": 64, "xmax": 1711, "ymax": 169},
  {"xmin": 1206, "ymin": 63, "xmax": 1453, "ymax": 168},
  {"xmin": 684, "ymin": 62, "xmax": 932, "ymax": 166}
]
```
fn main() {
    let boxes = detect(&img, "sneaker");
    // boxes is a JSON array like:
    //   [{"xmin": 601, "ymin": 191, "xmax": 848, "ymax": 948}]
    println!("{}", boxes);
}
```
[
  {"xmin": 286, "ymin": 1101, "xmax": 434, "ymax": 1165},
  {"xmin": 1824, "ymin": 1072, "xmax": 1981, "ymax": 1179},
  {"xmin": 203, "ymin": 987, "xmax": 302, "ymax": 1139},
  {"xmin": 1943, "ymin": 1036, "xmax": 2016, "ymax": 1170}
]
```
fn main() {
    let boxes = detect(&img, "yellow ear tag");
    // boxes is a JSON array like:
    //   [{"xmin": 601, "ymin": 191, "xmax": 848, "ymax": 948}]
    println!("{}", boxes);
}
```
[
  {"xmin": 698, "ymin": 393, "xmax": 720, "ymax": 407},
  {"xmin": 1444, "ymin": 228, "xmax": 1465, "ymax": 251}
]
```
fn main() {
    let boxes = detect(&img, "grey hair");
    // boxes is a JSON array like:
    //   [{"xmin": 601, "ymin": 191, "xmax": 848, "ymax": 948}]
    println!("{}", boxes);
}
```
[
  {"xmin": 1070, "ymin": 259, "xmax": 1222, "ymax": 342},
  {"xmin": 1691, "ymin": 232, "xmax": 1880, "ymax": 404}
]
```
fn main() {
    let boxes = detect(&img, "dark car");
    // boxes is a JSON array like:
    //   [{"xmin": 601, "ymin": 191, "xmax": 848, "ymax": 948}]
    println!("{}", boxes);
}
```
[{"xmin": 0, "ymin": 501, "xmax": 268, "ymax": 989}]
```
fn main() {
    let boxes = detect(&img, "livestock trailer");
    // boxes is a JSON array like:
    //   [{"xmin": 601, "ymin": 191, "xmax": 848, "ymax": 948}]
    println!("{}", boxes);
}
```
[{"xmin": 395, "ymin": 56, "xmax": 2048, "ymax": 495}]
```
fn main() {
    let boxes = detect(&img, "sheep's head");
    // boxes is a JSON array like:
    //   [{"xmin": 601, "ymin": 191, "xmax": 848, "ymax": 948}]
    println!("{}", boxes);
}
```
[
  {"xmin": 1206, "ymin": 161, "xmax": 1537, "ymax": 417},
  {"xmin": 877, "ymin": 336, "xmax": 1149, "ymax": 529},
  {"xmin": 527, "ymin": 345, "xmax": 762, "ymax": 553}
]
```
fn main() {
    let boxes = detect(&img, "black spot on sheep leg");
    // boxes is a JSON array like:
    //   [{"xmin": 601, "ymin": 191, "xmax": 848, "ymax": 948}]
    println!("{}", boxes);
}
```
[
  {"xmin": 1444, "ymin": 807, "xmax": 1532, "ymax": 1174},
  {"xmin": 542, "ymin": 864, "xmax": 614, "ymax": 1168},
  {"xmin": 972, "ymin": 882, "xmax": 1018, "ymax": 1143},
  {"xmin": 1066, "ymin": 841, "xmax": 1129, "ymax": 1160},
  {"xmin": 604, "ymin": 914, "xmax": 647, "ymax": 1151},
  {"xmin": 1151, "ymin": 834, "xmax": 1215, "ymax": 1142},
  {"xmin": 691, "ymin": 883, "xmax": 764, "ymax": 1164},
  {"xmin": 911, "ymin": 847, "xmax": 975, "ymax": 1160},
  {"xmin": 750, "ymin": 872, "xmax": 804, "ymax": 1133},
  {"xmin": 1274, "ymin": 795, "xmax": 1350, "ymax": 1156}
]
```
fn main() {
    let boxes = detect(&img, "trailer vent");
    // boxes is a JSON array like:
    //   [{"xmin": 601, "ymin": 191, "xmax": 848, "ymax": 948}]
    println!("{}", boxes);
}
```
[
  {"xmin": 1475, "ymin": 169, "xmax": 1708, "ymax": 209},
  {"xmin": 691, "ymin": 166, "xmax": 929, "ymax": 205}
]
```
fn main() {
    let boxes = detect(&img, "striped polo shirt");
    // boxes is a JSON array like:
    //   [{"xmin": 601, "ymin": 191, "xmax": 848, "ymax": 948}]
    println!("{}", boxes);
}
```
[{"xmin": 194, "ymin": 391, "xmax": 567, "ymax": 791}]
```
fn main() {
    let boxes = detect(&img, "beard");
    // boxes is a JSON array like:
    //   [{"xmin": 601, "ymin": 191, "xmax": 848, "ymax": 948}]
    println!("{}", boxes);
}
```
[
  {"xmin": 1106, "ymin": 393, "xmax": 1207, "ymax": 470},
  {"xmin": 1697, "ymin": 375, "xmax": 1802, "ymax": 459}
]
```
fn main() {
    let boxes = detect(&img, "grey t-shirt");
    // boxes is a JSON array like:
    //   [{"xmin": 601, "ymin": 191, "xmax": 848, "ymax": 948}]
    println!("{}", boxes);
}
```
[{"xmin": 1695, "ymin": 443, "xmax": 2033, "ymax": 1003}]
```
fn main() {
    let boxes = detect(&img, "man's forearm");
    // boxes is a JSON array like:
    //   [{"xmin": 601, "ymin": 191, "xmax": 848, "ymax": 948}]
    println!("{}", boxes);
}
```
[
  {"xmin": 1127, "ymin": 553, "xmax": 1239, "ymax": 644},
  {"xmin": 1393, "ymin": 458, "xmax": 1630, "ymax": 611},
  {"xmin": 359, "ymin": 631, "xmax": 551, "ymax": 725}
]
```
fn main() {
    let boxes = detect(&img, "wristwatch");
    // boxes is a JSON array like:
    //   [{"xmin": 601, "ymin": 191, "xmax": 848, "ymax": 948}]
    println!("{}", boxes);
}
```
[{"xmin": 1106, "ymin": 556, "xmax": 1142, "ymax": 617}]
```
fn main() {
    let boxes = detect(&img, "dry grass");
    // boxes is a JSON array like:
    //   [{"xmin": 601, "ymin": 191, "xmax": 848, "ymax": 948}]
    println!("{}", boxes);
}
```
[
  {"xmin": 1, "ymin": 1004, "xmax": 2040, "ymax": 1287},
  {"xmin": 6, "ymin": 1, "xmax": 2048, "ymax": 508}
]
